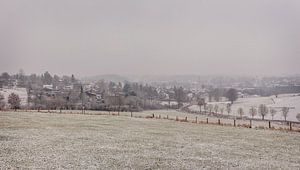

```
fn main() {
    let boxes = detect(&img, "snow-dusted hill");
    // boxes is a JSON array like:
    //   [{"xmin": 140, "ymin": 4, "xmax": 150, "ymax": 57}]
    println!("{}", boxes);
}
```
[{"xmin": 189, "ymin": 93, "xmax": 300, "ymax": 122}]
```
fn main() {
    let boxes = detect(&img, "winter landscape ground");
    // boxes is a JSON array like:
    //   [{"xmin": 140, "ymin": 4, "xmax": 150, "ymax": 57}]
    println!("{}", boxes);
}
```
[
  {"xmin": 1, "ymin": 111, "xmax": 300, "ymax": 169},
  {"xmin": 189, "ymin": 93, "xmax": 300, "ymax": 122}
]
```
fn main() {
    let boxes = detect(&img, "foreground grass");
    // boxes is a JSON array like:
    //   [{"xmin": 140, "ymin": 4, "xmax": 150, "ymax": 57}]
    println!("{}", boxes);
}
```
[{"xmin": 0, "ymin": 112, "xmax": 299, "ymax": 169}]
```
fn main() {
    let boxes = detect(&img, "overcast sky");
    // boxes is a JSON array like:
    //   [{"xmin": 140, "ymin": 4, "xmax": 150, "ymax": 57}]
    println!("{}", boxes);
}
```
[{"xmin": 0, "ymin": 0, "xmax": 299, "ymax": 77}]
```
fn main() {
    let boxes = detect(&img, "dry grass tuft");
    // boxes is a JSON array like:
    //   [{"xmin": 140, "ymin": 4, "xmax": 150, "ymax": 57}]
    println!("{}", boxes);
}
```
[
  {"xmin": 145, "ymin": 116, "xmax": 153, "ymax": 119},
  {"xmin": 257, "ymin": 126, "xmax": 266, "ymax": 130}
]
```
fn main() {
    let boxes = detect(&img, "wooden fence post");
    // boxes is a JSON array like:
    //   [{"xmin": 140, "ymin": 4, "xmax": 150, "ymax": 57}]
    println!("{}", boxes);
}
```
[
  {"xmin": 131, "ymin": 112, "xmax": 133, "ymax": 117},
  {"xmin": 195, "ymin": 117, "xmax": 198, "ymax": 123},
  {"xmin": 152, "ymin": 113, "xmax": 154, "ymax": 118},
  {"xmin": 185, "ymin": 117, "xmax": 187, "ymax": 121},
  {"xmin": 250, "ymin": 120, "xmax": 252, "ymax": 128},
  {"xmin": 218, "ymin": 119, "xmax": 220, "ymax": 125},
  {"xmin": 290, "ymin": 122, "xmax": 292, "ymax": 131},
  {"xmin": 167, "ymin": 115, "xmax": 168, "ymax": 119},
  {"xmin": 176, "ymin": 116, "xmax": 178, "ymax": 121},
  {"xmin": 234, "ymin": 119, "xmax": 236, "ymax": 127},
  {"xmin": 159, "ymin": 115, "xmax": 161, "ymax": 119},
  {"xmin": 206, "ymin": 118, "xmax": 208, "ymax": 124},
  {"xmin": 269, "ymin": 121, "xmax": 271, "ymax": 129}
]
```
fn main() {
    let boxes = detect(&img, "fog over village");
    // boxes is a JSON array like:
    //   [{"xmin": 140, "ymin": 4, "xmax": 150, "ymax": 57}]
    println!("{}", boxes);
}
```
[{"xmin": 1, "ymin": 0, "xmax": 300, "ymax": 169}]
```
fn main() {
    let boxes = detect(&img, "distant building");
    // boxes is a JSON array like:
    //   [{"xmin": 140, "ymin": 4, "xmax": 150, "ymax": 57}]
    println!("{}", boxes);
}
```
[
  {"xmin": 43, "ymin": 84, "xmax": 53, "ymax": 90},
  {"xmin": 64, "ymin": 85, "xmax": 73, "ymax": 90}
]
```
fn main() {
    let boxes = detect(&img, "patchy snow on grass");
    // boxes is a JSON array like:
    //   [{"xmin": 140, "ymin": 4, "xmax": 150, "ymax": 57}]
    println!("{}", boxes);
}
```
[
  {"xmin": 189, "ymin": 93, "xmax": 300, "ymax": 122},
  {"xmin": 160, "ymin": 101, "xmax": 178, "ymax": 106},
  {"xmin": 0, "ymin": 112, "xmax": 299, "ymax": 169}
]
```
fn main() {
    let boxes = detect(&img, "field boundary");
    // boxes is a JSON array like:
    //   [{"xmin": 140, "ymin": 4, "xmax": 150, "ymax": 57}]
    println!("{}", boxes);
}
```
[{"xmin": 1, "ymin": 109, "xmax": 300, "ymax": 133}]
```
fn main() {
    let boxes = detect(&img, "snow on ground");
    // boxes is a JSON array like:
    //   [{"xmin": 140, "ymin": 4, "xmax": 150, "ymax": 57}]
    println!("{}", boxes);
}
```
[
  {"xmin": 1, "ymin": 112, "xmax": 299, "ymax": 169},
  {"xmin": 0, "ymin": 88, "xmax": 28, "ymax": 107},
  {"xmin": 160, "ymin": 101, "xmax": 178, "ymax": 106},
  {"xmin": 32, "ymin": 109, "xmax": 299, "ymax": 130},
  {"xmin": 189, "ymin": 93, "xmax": 300, "ymax": 122},
  {"xmin": 269, "ymin": 94, "xmax": 300, "ymax": 122}
]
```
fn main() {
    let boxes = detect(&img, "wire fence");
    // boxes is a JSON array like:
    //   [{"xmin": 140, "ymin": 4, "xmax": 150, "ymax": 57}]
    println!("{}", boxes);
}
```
[{"xmin": 3, "ymin": 109, "xmax": 300, "ymax": 132}]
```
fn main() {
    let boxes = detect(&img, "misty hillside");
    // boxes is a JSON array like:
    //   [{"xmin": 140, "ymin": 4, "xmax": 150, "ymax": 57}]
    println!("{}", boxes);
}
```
[{"xmin": 81, "ymin": 74, "xmax": 130, "ymax": 83}]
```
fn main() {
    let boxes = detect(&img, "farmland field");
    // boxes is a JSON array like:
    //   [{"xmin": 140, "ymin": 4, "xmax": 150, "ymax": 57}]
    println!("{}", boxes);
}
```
[
  {"xmin": 1, "ymin": 111, "xmax": 300, "ymax": 169},
  {"xmin": 189, "ymin": 93, "xmax": 300, "ymax": 122}
]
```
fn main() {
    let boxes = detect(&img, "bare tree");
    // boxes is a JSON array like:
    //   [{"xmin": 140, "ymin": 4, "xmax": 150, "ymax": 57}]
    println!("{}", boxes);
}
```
[
  {"xmin": 0, "ymin": 93, "xmax": 5, "ymax": 110},
  {"xmin": 197, "ymin": 98, "xmax": 205, "ymax": 113},
  {"xmin": 207, "ymin": 104, "xmax": 213, "ymax": 115},
  {"xmin": 212, "ymin": 88, "xmax": 222, "ymax": 102},
  {"xmin": 41, "ymin": 71, "xmax": 53, "ymax": 85},
  {"xmin": 208, "ymin": 91, "xmax": 213, "ymax": 102},
  {"xmin": 258, "ymin": 104, "xmax": 268, "ymax": 120},
  {"xmin": 8, "ymin": 93, "xmax": 21, "ymax": 111},
  {"xmin": 79, "ymin": 85, "xmax": 85, "ymax": 114},
  {"xmin": 1, "ymin": 72, "xmax": 10, "ymax": 86},
  {"xmin": 203, "ymin": 104, "xmax": 208, "ymax": 114},
  {"xmin": 249, "ymin": 106, "xmax": 257, "ymax": 119},
  {"xmin": 225, "ymin": 88, "xmax": 238, "ymax": 104},
  {"xmin": 174, "ymin": 86, "xmax": 185, "ymax": 109},
  {"xmin": 33, "ymin": 92, "xmax": 44, "ymax": 111},
  {"xmin": 220, "ymin": 107, "xmax": 224, "ymax": 115},
  {"xmin": 281, "ymin": 107, "xmax": 289, "ymax": 121},
  {"xmin": 269, "ymin": 108, "xmax": 277, "ymax": 120},
  {"xmin": 45, "ymin": 97, "xmax": 54, "ymax": 111},
  {"xmin": 237, "ymin": 107, "xmax": 244, "ymax": 118},
  {"xmin": 226, "ymin": 103, "xmax": 231, "ymax": 116},
  {"xmin": 117, "ymin": 95, "xmax": 125, "ymax": 113},
  {"xmin": 214, "ymin": 104, "xmax": 219, "ymax": 114},
  {"xmin": 45, "ymin": 96, "xmax": 65, "ymax": 111},
  {"xmin": 296, "ymin": 113, "xmax": 300, "ymax": 122},
  {"xmin": 125, "ymin": 96, "xmax": 140, "ymax": 112}
]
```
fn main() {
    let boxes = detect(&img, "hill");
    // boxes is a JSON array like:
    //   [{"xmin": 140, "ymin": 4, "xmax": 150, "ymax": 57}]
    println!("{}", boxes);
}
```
[{"xmin": 81, "ymin": 74, "xmax": 130, "ymax": 83}]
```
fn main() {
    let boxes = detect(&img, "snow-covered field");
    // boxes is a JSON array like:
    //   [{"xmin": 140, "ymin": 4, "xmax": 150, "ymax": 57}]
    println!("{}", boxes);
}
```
[
  {"xmin": 0, "ymin": 88, "xmax": 28, "ymax": 107},
  {"xmin": 189, "ymin": 93, "xmax": 300, "ymax": 122},
  {"xmin": 1, "ymin": 111, "xmax": 299, "ymax": 169},
  {"xmin": 160, "ymin": 101, "xmax": 178, "ymax": 106}
]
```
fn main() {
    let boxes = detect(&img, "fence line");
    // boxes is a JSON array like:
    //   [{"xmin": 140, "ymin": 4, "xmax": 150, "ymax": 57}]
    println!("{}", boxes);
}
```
[{"xmin": 1, "ymin": 109, "xmax": 299, "ymax": 132}]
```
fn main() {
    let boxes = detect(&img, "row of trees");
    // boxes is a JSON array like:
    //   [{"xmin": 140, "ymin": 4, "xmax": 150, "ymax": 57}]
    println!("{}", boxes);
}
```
[
  {"xmin": 197, "ymin": 88, "xmax": 238, "ymax": 112},
  {"xmin": 199, "ymin": 102, "xmax": 292, "ymax": 121},
  {"xmin": 0, "ymin": 71, "xmax": 78, "ymax": 89},
  {"xmin": 196, "ymin": 88, "xmax": 297, "ymax": 121},
  {"xmin": 206, "ymin": 88, "xmax": 238, "ymax": 103},
  {"xmin": 248, "ymin": 104, "xmax": 290, "ymax": 121}
]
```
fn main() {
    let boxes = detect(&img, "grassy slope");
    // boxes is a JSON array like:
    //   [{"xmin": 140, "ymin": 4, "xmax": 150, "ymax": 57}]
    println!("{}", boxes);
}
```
[{"xmin": 0, "ymin": 112, "xmax": 299, "ymax": 169}]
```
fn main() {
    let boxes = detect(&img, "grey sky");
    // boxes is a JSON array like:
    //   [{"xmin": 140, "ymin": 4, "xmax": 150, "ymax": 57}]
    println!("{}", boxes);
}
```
[{"xmin": 0, "ymin": 0, "xmax": 299, "ymax": 77}]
